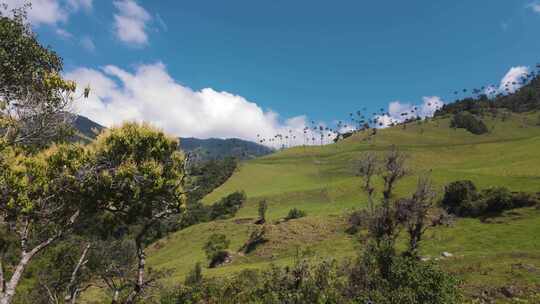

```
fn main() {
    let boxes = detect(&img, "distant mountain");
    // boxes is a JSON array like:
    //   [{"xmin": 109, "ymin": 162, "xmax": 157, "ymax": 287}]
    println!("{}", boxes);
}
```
[
  {"xmin": 72, "ymin": 115, "xmax": 273, "ymax": 160},
  {"xmin": 180, "ymin": 137, "xmax": 273, "ymax": 161},
  {"xmin": 73, "ymin": 115, "xmax": 106, "ymax": 140}
]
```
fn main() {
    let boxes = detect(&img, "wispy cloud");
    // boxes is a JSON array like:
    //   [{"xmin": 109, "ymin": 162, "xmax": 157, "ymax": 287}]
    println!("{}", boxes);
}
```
[
  {"xmin": 55, "ymin": 28, "xmax": 73, "ymax": 39},
  {"xmin": 80, "ymin": 36, "xmax": 96, "ymax": 52},
  {"xmin": 527, "ymin": 2, "xmax": 540, "ymax": 13}
]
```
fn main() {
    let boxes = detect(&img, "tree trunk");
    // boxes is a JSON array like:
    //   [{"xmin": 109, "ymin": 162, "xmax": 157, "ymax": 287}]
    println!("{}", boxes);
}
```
[
  {"xmin": 124, "ymin": 241, "xmax": 145, "ymax": 304},
  {"xmin": 0, "ymin": 253, "xmax": 32, "ymax": 304},
  {"xmin": 65, "ymin": 243, "xmax": 91, "ymax": 304}
]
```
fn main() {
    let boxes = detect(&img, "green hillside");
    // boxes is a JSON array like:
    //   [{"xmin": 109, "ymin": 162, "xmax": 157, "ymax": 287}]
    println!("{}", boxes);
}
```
[{"xmin": 146, "ymin": 112, "xmax": 540, "ymax": 300}]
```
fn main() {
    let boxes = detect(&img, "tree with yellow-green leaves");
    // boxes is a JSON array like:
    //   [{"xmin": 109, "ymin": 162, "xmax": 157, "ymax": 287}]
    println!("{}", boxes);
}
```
[
  {"xmin": 86, "ymin": 123, "xmax": 188, "ymax": 303},
  {"xmin": 0, "ymin": 3, "xmax": 89, "ymax": 151},
  {"xmin": 0, "ymin": 3, "xmax": 93, "ymax": 303}
]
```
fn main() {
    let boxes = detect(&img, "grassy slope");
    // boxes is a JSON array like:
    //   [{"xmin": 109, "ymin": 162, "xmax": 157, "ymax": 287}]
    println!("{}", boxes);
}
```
[{"xmin": 147, "ymin": 113, "xmax": 540, "ymax": 299}]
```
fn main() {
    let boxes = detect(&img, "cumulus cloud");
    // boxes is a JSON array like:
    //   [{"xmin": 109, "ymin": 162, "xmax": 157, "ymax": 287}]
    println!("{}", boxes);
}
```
[
  {"xmin": 2, "ymin": 0, "xmax": 67, "ymax": 25},
  {"xmin": 2, "ymin": 0, "xmax": 92, "ymax": 26},
  {"xmin": 113, "ymin": 0, "xmax": 151, "ymax": 46},
  {"xmin": 498, "ymin": 66, "xmax": 530, "ymax": 94},
  {"xmin": 65, "ymin": 63, "xmax": 308, "ymax": 143},
  {"xmin": 375, "ymin": 96, "xmax": 444, "ymax": 128},
  {"xmin": 482, "ymin": 66, "xmax": 531, "ymax": 97}
]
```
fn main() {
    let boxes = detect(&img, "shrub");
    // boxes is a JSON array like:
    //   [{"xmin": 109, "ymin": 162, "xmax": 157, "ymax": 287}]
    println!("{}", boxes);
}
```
[
  {"xmin": 209, "ymin": 191, "xmax": 246, "ymax": 220},
  {"xmin": 347, "ymin": 209, "xmax": 371, "ymax": 234},
  {"xmin": 442, "ymin": 181, "xmax": 538, "ymax": 217},
  {"xmin": 285, "ymin": 208, "xmax": 306, "ymax": 221},
  {"xmin": 441, "ymin": 180, "xmax": 479, "ymax": 215},
  {"xmin": 203, "ymin": 234, "xmax": 230, "ymax": 268},
  {"xmin": 450, "ymin": 112, "xmax": 488, "ymax": 135},
  {"xmin": 256, "ymin": 200, "xmax": 268, "ymax": 224},
  {"xmin": 240, "ymin": 226, "xmax": 268, "ymax": 254},
  {"xmin": 480, "ymin": 187, "xmax": 513, "ymax": 215},
  {"xmin": 185, "ymin": 262, "xmax": 203, "ymax": 286},
  {"xmin": 511, "ymin": 192, "xmax": 539, "ymax": 208}
]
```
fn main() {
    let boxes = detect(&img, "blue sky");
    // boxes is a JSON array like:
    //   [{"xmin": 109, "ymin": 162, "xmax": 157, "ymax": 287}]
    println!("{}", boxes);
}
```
[{"xmin": 5, "ymin": 0, "xmax": 540, "ymax": 142}]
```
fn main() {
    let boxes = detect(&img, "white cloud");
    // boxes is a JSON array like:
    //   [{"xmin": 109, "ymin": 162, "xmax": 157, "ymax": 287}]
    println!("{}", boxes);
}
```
[
  {"xmin": 2, "ymin": 0, "xmax": 92, "ymax": 26},
  {"xmin": 498, "ymin": 66, "xmax": 530, "ymax": 94},
  {"xmin": 80, "ymin": 36, "xmax": 96, "ymax": 52},
  {"xmin": 375, "ymin": 96, "xmax": 444, "ymax": 128},
  {"xmin": 55, "ymin": 28, "xmax": 73, "ymax": 39},
  {"xmin": 527, "ymin": 2, "xmax": 540, "ymax": 13},
  {"xmin": 2, "ymin": 0, "xmax": 67, "ymax": 25},
  {"xmin": 113, "ymin": 0, "xmax": 151, "ymax": 46},
  {"xmin": 65, "ymin": 63, "xmax": 308, "ymax": 143}
]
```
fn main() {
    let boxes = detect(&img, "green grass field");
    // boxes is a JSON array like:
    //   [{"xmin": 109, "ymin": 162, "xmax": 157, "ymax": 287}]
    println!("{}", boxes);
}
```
[{"xmin": 147, "ymin": 112, "xmax": 540, "ymax": 302}]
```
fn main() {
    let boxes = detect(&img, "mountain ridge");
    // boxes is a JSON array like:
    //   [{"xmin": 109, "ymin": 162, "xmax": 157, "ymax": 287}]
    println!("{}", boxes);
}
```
[{"xmin": 72, "ymin": 115, "xmax": 273, "ymax": 160}]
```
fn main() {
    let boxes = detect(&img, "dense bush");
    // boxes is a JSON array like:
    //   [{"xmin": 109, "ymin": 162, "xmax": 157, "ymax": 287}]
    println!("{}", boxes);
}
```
[
  {"xmin": 203, "ymin": 234, "xmax": 230, "ymax": 268},
  {"xmin": 160, "ymin": 250, "xmax": 461, "ymax": 304},
  {"xmin": 441, "ymin": 180, "xmax": 479, "ymax": 215},
  {"xmin": 285, "ymin": 208, "xmax": 307, "ymax": 220},
  {"xmin": 441, "ymin": 181, "xmax": 538, "ymax": 217},
  {"xmin": 208, "ymin": 191, "xmax": 246, "ymax": 220},
  {"xmin": 346, "ymin": 209, "xmax": 371, "ymax": 234},
  {"xmin": 450, "ymin": 112, "xmax": 489, "ymax": 135}
]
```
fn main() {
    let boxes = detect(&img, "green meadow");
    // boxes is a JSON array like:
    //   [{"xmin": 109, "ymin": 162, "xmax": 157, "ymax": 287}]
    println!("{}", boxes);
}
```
[{"xmin": 147, "ymin": 113, "xmax": 540, "ymax": 301}]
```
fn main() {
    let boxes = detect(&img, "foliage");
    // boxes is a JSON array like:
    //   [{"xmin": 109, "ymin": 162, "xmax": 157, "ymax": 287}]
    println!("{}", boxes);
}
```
[
  {"xmin": 441, "ymin": 181, "xmax": 538, "ymax": 217},
  {"xmin": 160, "ymin": 250, "xmax": 461, "ymax": 304},
  {"xmin": 435, "ymin": 75, "xmax": 540, "ymax": 116},
  {"xmin": 208, "ymin": 191, "xmax": 246, "ymax": 220},
  {"xmin": 285, "ymin": 208, "xmax": 307, "ymax": 221},
  {"xmin": 0, "ymin": 144, "xmax": 90, "ymax": 303},
  {"xmin": 256, "ymin": 200, "xmax": 268, "ymax": 224},
  {"xmin": 349, "ymin": 244, "xmax": 462, "ymax": 304},
  {"xmin": 450, "ymin": 112, "xmax": 488, "ymax": 135},
  {"xmin": 203, "ymin": 234, "xmax": 230, "ymax": 268},
  {"xmin": 85, "ymin": 122, "xmax": 188, "ymax": 302},
  {"xmin": 19, "ymin": 239, "xmax": 93, "ymax": 304},
  {"xmin": 184, "ymin": 262, "xmax": 203, "ymax": 287},
  {"xmin": 440, "ymin": 180, "xmax": 479, "ymax": 215},
  {"xmin": 239, "ymin": 226, "xmax": 268, "ymax": 254},
  {"xmin": 187, "ymin": 157, "xmax": 237, "ymax": 205},
  {"xmin": 160, "ymin": 259, "xmax": 350, "ymax": 304},
  {"xmin": 0, "ymin": 6, "xmax": 85, "ymax": 149}
]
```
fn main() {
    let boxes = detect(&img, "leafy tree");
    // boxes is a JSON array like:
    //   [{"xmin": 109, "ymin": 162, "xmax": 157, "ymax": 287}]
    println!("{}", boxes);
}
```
[
  {"xmin": 440, "ymin": 180, "xmax": 478, "ymax": 215},
  {"xmin": 86, "ymin": 122, "xmax": 188, "ymax": 303},
  {"xmin": 450, "ymin": 112, "xmax": 488, "ymax": 135},
  {"xmin": 203, "ymin": 234, "xmax": 230, "ymax": 268},
  {"xmin": 208, "ymin": 191, "xmax": 246, "ymax": 220},
  {"xmin": 0, "ymin": 144, "xmax": 89, "ymax": 304},
  {"xmin": 0, "ymin": 5, "xmax": 87, "ymax": 150}
]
